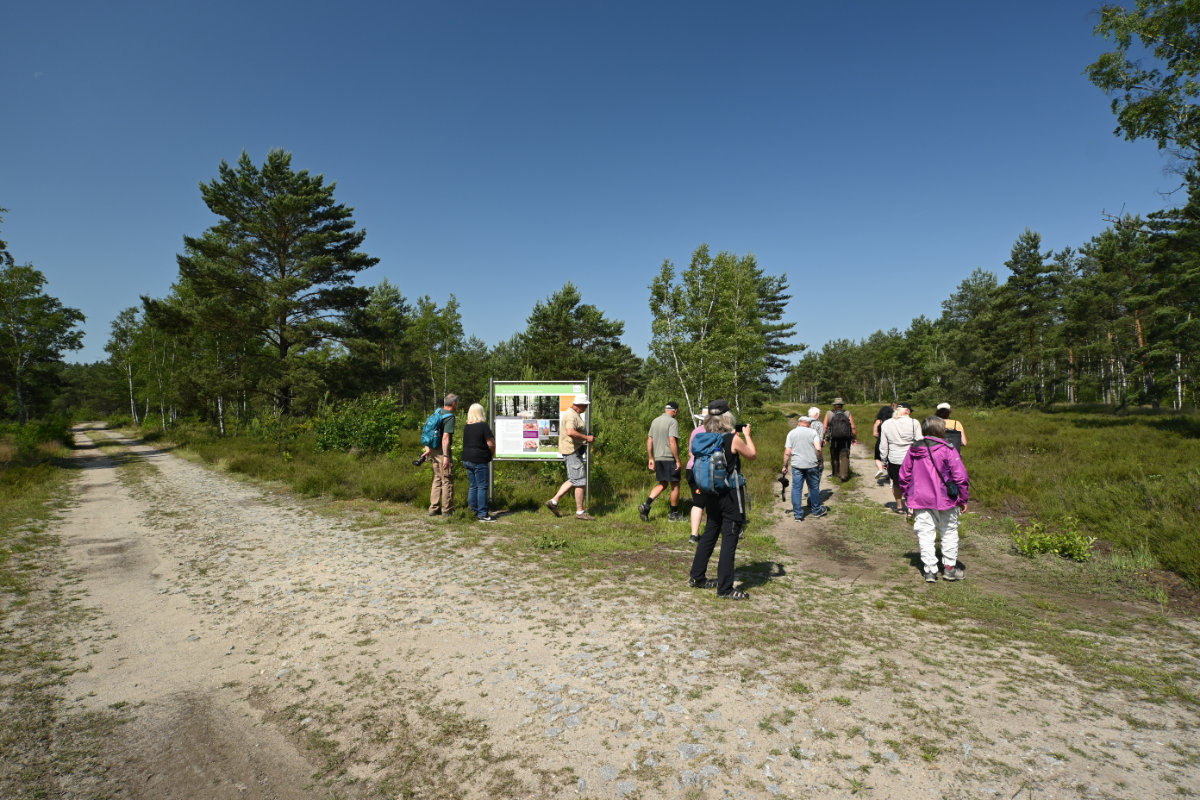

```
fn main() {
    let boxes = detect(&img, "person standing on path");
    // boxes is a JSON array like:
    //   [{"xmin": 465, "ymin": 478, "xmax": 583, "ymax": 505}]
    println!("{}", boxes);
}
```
[
  {"xmin": 872, "ymin": 403, "xmax": 895, "ymax": 480},
  {"xmin": 688, "ymin": 400, "xmax": 756, "ymax": 600},
  {"xmin": 684, "ymin": 409, "xmax": 709, "ymax": 545},
  {"xmin": 879, "ymin": 402, "xmax": 923, "ymax": 516},
  {"xmin": 545, "ymin": 394, "xmax": 596, "ymax": 520},
  {"xmin": 462, "ymin": 403, "xmax": 497, "ymax": 522},
  {"xmin": 428, "ymin": 394, "xmax": 459, "ymax": 516},
  {"xmin": 936, "ymin": 402, "xmax": 968, "ymax": 450},
  {"xmin": 822, "ymin": 398, "xmax": 857, "ymax": 482},
  {"xmin": 782, "ymin": 416, "xmax": 826, "ymax": 520},
  {"xmin": 639, "ymin": 402, "xmax": 682, "ymax": 521},
  {"xmin": 898, "ymin": 415, "xmax": 970, "ymax": 582}
]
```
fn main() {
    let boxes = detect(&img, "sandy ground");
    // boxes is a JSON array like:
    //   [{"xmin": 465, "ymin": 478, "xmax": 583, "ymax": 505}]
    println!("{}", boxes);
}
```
[{"xmin": 40, "ymin": 425, "xmax": 1200, "ymax": 798}]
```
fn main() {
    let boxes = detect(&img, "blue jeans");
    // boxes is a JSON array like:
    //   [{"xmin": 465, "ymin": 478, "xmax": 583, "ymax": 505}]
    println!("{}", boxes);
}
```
[
  {"xmin": 463, "ymin": 460, "xmax": 489, "ymax": 518},
  {"xmin": 791, "ymin": 466, "xmax": 824, "ymax": 518}
]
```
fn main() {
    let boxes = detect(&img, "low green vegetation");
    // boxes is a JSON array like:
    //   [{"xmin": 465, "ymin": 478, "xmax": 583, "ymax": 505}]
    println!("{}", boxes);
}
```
[{"xmin": 1010, "ymin": 518, "xmax": 1096, "ymax": 562}]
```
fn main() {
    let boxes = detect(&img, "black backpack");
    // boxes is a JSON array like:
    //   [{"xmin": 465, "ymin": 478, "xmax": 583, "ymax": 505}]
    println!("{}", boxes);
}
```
[{"xmin": 828, "ymin": 410, "xmax": 853, "ymax": 439}]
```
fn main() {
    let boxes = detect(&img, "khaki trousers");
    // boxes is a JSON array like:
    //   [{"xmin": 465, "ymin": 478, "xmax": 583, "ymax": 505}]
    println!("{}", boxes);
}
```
[{"xmin": 429, "ymin": 454, "xmax": 454, "ymax": 513}]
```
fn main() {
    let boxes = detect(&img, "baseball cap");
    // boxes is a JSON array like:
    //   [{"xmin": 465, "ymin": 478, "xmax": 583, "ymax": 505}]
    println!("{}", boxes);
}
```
[
  {"xmin": 798, "ymin": 416, "xmax": 812, "ymax": 423},
  {"xmin": 936, "ymin": 402, "xmax": 951, "ymax": 411},
  {"xmin": 706, "ymin": 398, "xmax": 730, "ymax": 415},
  {"xmin": 896, "ymin": 402, "xmax": 913, "ymax": 411},
  {"xmin": 573, "ymin": 394, "xmax": 590, "ymax": 405},
  {"xmin": 665, "ymin": 401, "xmax": 679, "ymax": 410}
]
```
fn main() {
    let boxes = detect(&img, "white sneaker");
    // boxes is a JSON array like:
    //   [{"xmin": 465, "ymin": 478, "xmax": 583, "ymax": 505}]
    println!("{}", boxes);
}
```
[{"xmin": 874, "ymin": 469, "xmax": 887, "ymax": 479}]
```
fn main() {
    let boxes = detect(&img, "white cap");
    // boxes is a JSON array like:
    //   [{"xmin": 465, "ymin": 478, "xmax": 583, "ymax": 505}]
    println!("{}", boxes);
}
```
[
  {"xmin": 798, "ymin": 416, "xmax": 812, "ymax": 423},
  {"xmin": 573, "ymin": 394, "xmax": 590, "ymax": 405},
  {"xmin": 937, "ymin": 402, "xmax": 951, "ymax": 411}
]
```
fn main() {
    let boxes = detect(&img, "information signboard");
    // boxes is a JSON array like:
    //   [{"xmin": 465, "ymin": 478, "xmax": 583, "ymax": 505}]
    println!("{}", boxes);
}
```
[{"xmin": 490, "ymin": 380, "xmax": 590, "ymax": 460}]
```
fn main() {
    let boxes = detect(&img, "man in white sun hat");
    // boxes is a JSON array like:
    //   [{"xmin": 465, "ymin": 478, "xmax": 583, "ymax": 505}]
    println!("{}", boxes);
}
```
[{"xmin": 545, "ymin": 394, "xmax": 596, "ymax": 520}]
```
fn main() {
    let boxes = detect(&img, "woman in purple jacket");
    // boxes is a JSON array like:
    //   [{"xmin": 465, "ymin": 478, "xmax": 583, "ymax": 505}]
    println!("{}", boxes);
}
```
[{"xmin": 898, "ymin": 416, "xmax": 970, "ymax": 583}]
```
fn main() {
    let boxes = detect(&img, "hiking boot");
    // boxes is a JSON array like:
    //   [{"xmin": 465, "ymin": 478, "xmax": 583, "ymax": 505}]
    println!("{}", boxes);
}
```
[
  {"xmin": 575, "ymin": 511, "xmax": 596, "ymax": 521},
  {"xmin": 638, "ymin": 502, "xmax": 651, "ymax": 521},
  {"xmin": 688, "ymin": 534, "xmax": 700, "ymax": 545},
  {"xmin": 668, "ymin": 511, "xmax": 682, "ymax": 522},
  {"xmin": 544, "ymin": 500, "xmax": 562, "ymax": 517},
  {"xmin": 943, "ymin": 565, "xmax": 965, "ymax": 581},
  {"xmin": 428, "ymin": 509, "xmax": 441, "ymax": 517},
  {"xmin": 924, "ymin": 569, "xmax": 938, "ymax": 583}
]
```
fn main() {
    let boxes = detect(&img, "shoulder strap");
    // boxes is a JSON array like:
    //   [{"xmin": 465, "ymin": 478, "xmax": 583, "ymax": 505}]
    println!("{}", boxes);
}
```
[{"xmin": 923, "ymin": 440, "xmax": 955, "ymax": 490}]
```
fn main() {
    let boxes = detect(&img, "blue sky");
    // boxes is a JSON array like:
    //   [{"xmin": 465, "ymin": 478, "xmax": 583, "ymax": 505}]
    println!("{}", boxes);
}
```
[{"xmin": 0, "ymin": 1, "xmax": 1175, "ymax": 365}]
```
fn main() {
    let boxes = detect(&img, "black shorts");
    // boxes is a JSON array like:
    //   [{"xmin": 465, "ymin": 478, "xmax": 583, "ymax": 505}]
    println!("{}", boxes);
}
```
[
  {"xmin": 654, "ymin": 460, "xmax": 681, "ymax": 483},
  {"xmin": 886, "ymin": 462, "xmax": 902, "ymax": 486}
]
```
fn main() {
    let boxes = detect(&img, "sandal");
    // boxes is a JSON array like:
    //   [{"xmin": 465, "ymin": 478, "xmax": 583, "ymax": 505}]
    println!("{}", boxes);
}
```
[
  {"xmin": 718, "ymin": 590, "xmax": 750, "ymax": 600},
  {"xmin": 688, "ymin": 577, "xmax": 718, "ymax": 589}
]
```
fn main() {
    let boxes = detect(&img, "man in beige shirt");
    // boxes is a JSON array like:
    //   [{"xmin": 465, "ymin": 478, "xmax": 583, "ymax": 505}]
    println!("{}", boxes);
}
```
[{"xmin": 545, "ymin": 394, "xmax": 595, "ymax": 520}]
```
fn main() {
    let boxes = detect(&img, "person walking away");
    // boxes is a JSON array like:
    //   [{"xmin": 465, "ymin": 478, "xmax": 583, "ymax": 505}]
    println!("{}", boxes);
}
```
[
  {"xmin": 544, "ymin": 394, "xmax": 596, "ymax": 520},
  {"xmin": 823, "ymin": 398, "xmax": 856, "ymax": 482},
  {"xmin": 462, "ymin": 403, "xmax": 497, "ymax": 522},
  {"xmin": 935, "ymin": 403, "xmax": 967, "ymax": 450},
  {"xmin": 688, "ymin": 399, "xmax": 756, "ymax": 599},
  {"xmin": 879, "ymin": 402, "xmax": 923, "ymax": 515},
  {"xmin": 872, "ymin": 403, "xmax": 895, "ymax": 480},
  {"xmin": 639, "ymin": 401, "xmax": 682, "ymax": 521},
  {"xmin": 898, "ymin": 416, "xmax": 970, "ymax": 582},
  {"xmin": 807, "ymin": 405, "xmax": 825, "ymax": 478},
  {"xmin": 684, "ymin": 408, "xmax": 709, "ymax": 545},
  {"xmin": 428, "ymin": 394, "xmax": 459, "ymax": 516},
  {"xmin": 782, "ymin": 416, "xmax": 826, "ymax": 520}
]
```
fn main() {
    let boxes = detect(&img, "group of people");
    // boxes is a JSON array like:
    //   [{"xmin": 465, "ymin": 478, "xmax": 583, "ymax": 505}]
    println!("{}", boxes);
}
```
[{"xmin": 422, "ymin": 391, "xmax": 970, "ymax": 592}]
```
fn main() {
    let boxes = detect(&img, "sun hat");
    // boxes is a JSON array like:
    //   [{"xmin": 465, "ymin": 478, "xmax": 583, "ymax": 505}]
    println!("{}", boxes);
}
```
[
  {"xmin": 832, "ymin": 397, "xmax": 845, "ymax": 405},
  {"xmin": 573, "ymin": 394, "xmax": 590, "ymax": 405}
]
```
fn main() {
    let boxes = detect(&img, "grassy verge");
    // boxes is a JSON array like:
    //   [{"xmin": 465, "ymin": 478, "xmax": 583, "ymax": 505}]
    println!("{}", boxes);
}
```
[{"xmin": 0, "ymin": 420, "xmax": 129, "ymax": 797}]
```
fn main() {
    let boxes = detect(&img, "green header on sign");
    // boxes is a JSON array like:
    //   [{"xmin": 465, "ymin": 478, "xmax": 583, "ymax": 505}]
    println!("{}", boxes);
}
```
[{"xmin": 493, "ymin": 381, "xmax": 586, "ymax": 396}]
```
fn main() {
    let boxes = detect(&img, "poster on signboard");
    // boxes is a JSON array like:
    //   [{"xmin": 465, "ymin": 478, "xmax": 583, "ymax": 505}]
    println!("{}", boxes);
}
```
[{"xmin": 491, "ymin": 380, "xmax": 588, "ymax": 460}]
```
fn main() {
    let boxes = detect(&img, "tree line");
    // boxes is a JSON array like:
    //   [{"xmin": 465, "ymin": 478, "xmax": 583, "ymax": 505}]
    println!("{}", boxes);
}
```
[{"xmin": 1, "ymin": 151, "xmax": 800, "ymax": 428}]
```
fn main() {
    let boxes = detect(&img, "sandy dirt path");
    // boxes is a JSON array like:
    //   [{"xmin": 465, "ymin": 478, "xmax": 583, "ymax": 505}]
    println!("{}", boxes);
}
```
[{"xmin": 47, "ymin": 425, "xmax": 1200, "ymax": 799}]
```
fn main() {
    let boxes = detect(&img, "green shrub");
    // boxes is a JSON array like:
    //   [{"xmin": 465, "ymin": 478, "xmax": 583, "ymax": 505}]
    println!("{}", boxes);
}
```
[
  {"xmin": 1010, "ymin": 517, "xmax": 1096, "ymax": 562},
  {"xmin": 314, "ymin": 395, "xmax": 412, "ymax": 454}
]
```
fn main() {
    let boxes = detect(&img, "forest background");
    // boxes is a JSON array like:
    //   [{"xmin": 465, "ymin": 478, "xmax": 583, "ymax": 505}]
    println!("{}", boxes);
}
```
[{"xmin": 3, "ymin": 3, "xmax": 1200, "ymax": 590}]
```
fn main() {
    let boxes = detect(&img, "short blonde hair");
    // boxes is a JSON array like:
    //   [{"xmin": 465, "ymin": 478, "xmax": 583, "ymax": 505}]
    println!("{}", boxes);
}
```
[{"xmin": 466, "ymin": 403, "xmax": 486, "ymax": 424}]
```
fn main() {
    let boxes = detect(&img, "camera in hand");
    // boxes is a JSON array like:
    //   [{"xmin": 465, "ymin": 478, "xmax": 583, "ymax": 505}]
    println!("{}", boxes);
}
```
[
  {"xmin": 412, "ymin": 453, "xmax": 428, "ymax": 466},
  {"xmin": 734, "ymin": 423, "xmax": 746, "ymax": 432}
]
